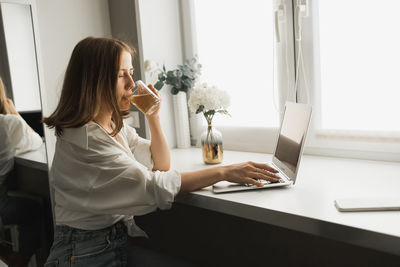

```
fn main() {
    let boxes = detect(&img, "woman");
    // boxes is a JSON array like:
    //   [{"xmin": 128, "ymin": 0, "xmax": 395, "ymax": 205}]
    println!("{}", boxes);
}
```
[
  {"xmin": 43, "ymin": 37, "xmax": 279, "ymax": 267},
  {"xmin": 0, "ymin": 77, "xmax": 43, "ymax": 178},
  {"xmin": 0, "ymin": 77, "xmax": 43, "ymax": 266}
]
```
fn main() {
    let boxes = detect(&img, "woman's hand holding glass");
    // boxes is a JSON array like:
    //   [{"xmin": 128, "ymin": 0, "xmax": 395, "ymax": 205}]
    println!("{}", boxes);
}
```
[
  {"xmin": 144, "ymin": 84, "xmax": 161, "ymax": 118},
  {"xmin": 129, "ymin": 80, "xmax": 160, "ymax": 117}
]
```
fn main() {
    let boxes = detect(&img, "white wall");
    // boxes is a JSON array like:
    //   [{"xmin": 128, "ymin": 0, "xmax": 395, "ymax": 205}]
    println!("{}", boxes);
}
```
[
  {"xmin": 137, "ymin": 0, "xmax": 184, "ymax": 148},
  {"xmin": 1, "ymin": 3, "xmax": 41, "ymax": 112},
  {"xmin": 37, "ymin": 0, "xmax": 184, "ymax": 162},
  {"xmin": 36, "ymin": 0, "xmax": 111, "ymax": 164}
]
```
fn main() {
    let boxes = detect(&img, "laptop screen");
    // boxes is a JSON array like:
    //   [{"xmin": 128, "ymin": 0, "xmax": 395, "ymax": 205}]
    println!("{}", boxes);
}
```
[{"xmin": 273, "ymin": 102, "xmax": 312, "ymax": 176}]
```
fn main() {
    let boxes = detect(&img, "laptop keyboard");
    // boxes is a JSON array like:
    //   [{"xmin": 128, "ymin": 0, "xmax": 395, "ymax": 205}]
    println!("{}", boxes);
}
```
[{"xmin": 245, "ymin": 178, "xmax": 286, "ymax": 187}]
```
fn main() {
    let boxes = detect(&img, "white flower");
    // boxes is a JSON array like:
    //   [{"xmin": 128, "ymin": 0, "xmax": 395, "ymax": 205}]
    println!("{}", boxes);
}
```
[
  {"xmin": 144, "ymin": 60, "xmax": 158, "ymax": 73},
  {"xmin": 188, "ymin": 82, "xmax": 230, "ymax": 113}
]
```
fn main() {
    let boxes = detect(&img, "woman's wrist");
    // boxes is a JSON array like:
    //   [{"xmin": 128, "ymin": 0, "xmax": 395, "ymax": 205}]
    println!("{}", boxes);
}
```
[
  {"xmin": 217, "ymin": 166, "xmax": 227, "ymax": 182},
  {"xmin": 146, "ymin": 113, "xmax": 160, "ymax": 123},
  {"xmin": 147, "ymin": 114, "xmax": 162, "ymax": 133}
]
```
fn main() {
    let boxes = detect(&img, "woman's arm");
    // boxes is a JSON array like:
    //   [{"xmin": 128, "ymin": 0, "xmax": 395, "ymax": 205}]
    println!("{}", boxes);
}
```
[
  {"xmin": 145, "ymin": 84, "xmax": 170, "ymax": 171},
  {"xmin": 179, "ymin": 161, "xmax": 280, "ymax": 193},
  {"xmin": 6, "ymin": 98, "xmax": 36, "ymax": 133},
  {"xmin": 147, "ymin": 114, "xmax": 170, "ymax": 171}
]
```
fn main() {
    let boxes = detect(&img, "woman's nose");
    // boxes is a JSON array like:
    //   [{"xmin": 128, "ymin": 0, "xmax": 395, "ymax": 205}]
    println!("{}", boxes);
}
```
[{"xmin": 128, "ymin": 75, "xmax": 135, "ymax": 90}]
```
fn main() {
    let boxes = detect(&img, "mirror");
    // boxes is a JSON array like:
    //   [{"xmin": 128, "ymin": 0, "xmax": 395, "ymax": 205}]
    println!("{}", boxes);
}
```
[{"xmin": 0, "ymin": 1, "xmax": 46, "ymax": 141}]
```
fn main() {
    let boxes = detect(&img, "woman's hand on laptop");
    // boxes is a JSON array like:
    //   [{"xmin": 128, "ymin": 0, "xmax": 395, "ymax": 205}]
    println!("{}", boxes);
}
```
[
  {"xmin": 222, "ymin": 161, "xmax": 280, "ymax": 187},
  {"xmin": 180, "ymin": 161, "xmax": 280, "ymax": 193}
]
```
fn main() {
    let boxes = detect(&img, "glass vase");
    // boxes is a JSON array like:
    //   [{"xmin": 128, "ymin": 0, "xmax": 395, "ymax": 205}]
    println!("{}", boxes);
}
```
[{"xmin": 201, "ymin": 125, "xmax": 223, "ymax": 164}]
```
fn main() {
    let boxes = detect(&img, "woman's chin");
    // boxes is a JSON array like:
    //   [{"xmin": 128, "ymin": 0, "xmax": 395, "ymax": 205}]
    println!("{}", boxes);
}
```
[{"xmin": 119, "ymin": 101, "xmax": 131, "ymax": 111}]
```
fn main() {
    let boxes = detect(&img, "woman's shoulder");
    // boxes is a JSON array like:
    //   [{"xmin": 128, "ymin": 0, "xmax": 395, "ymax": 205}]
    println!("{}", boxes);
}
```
[
  {"xmin": 59, "ymin": 123, "xmax": 138, "ymax": 151},
  {"xmin": 58, "ymin": 124, "xmax": 93, "ymax": 150},
  {"xmin": 0, "ymin": 113, "xmax": 21, "ymax": 122},
  {"xmin": 0, "ymin": 114, "xmax": 26, "ymax": 129}
]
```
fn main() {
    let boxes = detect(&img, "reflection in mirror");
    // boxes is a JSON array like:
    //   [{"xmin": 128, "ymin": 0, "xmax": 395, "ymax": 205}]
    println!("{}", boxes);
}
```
[
  {"xmin": 0, "ymin": 2, "xmax": 50, "ymax": 264},
  {"xmin": 0, "ymin": 2, "xmax": 44, "ymax": 137}
]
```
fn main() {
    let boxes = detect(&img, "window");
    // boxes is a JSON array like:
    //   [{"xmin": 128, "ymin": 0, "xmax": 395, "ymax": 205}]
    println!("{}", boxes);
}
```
[
  {"xmin": 183, "ymin": 0, "xmax": 400, "ymax": 161},
  {"xmin": 302, "ymin": 0, "xmax": 400, "ymax": 161},
  {"xmin": 182, "ymin": 0, "xmax": 294, "ymax": 152},
  {"xmin": 193, "ymin": 0, "xmax": 277, "ymax": 128},
  {"xmin": 318, "ymin": 0, "xmax": 400, "ymax": 132}
]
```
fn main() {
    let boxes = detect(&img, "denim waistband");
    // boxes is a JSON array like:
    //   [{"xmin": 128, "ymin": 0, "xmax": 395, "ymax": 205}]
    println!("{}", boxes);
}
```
[{"xmin": 55, "ymin": 220, "xmax": 127, "ymax": 242}]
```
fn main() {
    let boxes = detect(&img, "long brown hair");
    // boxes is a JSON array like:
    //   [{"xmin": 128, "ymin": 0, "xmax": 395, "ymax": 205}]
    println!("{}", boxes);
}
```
[
  {"xmin": 43, "ymin": 37, "xmax": 135, "ymax": 136},
  {"xmin": 0, "ymin": 77, "xmax": 12, "ymax": 115}
]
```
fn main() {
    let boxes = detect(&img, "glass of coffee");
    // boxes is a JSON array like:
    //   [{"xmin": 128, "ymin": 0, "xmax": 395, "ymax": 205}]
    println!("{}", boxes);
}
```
[{"xmin": 129, "ymin": 80, "xmax": 160, "ymax": 115}]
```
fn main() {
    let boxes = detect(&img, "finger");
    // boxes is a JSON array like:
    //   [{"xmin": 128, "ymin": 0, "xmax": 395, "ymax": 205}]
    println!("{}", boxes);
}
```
[
  {"xmin": 147, "ymin": 84, "xmax": 160, "ymax": 96},
  {"xmin": 247, "ymin": 164, "xmax": 279, "ymax": 179},
  {"xmin": 251, "ymin": 162, "xmax": 278, "ymax": 173},
  {"xmin": 249, "ymin": 172, "xmax": 279, "ymax": 183},
  {"xmin": 136, "ymin": 84, "xmax": 144, "ymax": 94},
  {"xmin": 145, "ymin": 102, "xmax": 161, "ymax": 117},
  {"xmin": 254, "ymin": 167, "xmax": 280, "ymax": 179},
  {"xmin": 243, "ymin": 177, "xmax": 264, "ymax": 187}
]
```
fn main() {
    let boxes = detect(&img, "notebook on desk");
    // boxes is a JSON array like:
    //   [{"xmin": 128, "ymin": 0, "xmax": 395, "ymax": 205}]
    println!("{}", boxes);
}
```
[{"xmin": 212, "ymin": 102, "xmax": 312, "ymax": 193}]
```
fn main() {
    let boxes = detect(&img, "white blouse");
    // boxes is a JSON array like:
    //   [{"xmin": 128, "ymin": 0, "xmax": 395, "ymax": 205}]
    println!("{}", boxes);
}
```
[
  {"xmin": 51, "ymin": 123, "xmax": 181, "ymax": 237},
  {"xmin": 0, "ymin": 114, "xmax": 43, "ymax": 177}
]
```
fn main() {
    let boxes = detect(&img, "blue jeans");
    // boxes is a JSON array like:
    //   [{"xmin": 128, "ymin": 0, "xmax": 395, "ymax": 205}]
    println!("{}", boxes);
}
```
[
  {"xmin": 45, "ymin": 221, "xmax": 127, "ymax": 267},
  {"xmin": 45, "ymin": 221, "xmax": 194, "ymax": 267}
]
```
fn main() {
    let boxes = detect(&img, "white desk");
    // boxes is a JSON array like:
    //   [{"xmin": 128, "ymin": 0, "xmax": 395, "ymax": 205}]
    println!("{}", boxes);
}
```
[
  {"xmin": 14, "ymin": 143, "xmax": 47, "ymax": 171},
  {"xmin": 171, "ymin": 148, "xmax": 400, "ymax": 256}
]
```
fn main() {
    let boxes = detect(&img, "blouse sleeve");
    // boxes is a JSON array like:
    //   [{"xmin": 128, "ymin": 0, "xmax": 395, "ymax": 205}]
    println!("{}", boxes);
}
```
[
  {"xmin": 8, "ymin": 115, "xmax": 42, "ymax": 155},
  {"xmin": 53, "ymin": 133, "xmax": 181, "ymax": 216},
  {"xmin": 124, "ymin": 125, "xmax": 153, "ymax": 170}
]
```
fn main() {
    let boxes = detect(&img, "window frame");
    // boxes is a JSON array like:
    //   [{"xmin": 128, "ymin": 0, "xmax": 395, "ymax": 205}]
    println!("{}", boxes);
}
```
[
  {"xmin": 298, "ymin": 0, "xmax": 400, "ymax": 162},
  {"xmin": 180, "ymin": 0, "xmax": 296, "ymax": 153},
  {"xmin": 181, "ymin": 0, "xmax": 400, "ymax": 162}
]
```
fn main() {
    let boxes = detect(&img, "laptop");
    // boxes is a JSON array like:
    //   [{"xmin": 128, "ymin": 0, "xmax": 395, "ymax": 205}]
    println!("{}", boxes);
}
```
[{"xmin": 212, "ymin": 102, "xmax": 312, "ymax": 193}]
